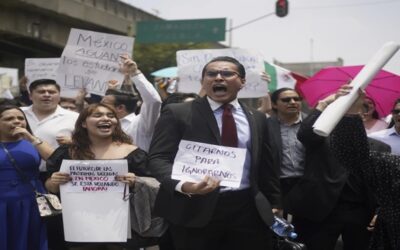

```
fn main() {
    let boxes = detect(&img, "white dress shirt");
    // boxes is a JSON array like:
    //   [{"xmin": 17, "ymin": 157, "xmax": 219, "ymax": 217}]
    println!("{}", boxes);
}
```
[
  {"xmin": 368, "ymin": 126, "xmax": 400, "ymax": 155},
  {"xmin": 22, "ymin": 105, "xmax": 79, "ymax": 171},
  {"xmin": 121, "ymin": 73, "xmax": 162, "ymax": 152}
]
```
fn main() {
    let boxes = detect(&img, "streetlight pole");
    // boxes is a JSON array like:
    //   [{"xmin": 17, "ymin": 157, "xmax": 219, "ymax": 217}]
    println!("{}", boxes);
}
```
[
  {"xmin": 227, "ymin": 12, "xmax": 275, "ymax": 47},
  {"xmin": 229, "ymin": 19, "xmax": 233, "ymax": 47}
]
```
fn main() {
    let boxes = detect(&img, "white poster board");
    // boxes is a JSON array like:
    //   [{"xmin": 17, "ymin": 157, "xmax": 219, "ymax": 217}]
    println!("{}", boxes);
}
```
[
  {"xmin": 172, "ymin": 140, "xmax": 247, "ymax": 188},
  {"xmin": 60, "ymin": 159, "xmax": 129, "ymax": 242},
  {"xmin": 24, "ymin": 58, "xmax": 59, "ymax": 86},
  {"xmin": 0, "ymin": 67, "xmax": 18, "ymax": 99},
  {"xmin": 176, "ymin": 48, "xmax": 267, "ymax": 98},
  {"xmin": 0, "ymin": 67, "xmax": 18, "ymax": 86},
  {"xmin": 56, "ymin": 28, "xmax": 134, "ymax": 97}
]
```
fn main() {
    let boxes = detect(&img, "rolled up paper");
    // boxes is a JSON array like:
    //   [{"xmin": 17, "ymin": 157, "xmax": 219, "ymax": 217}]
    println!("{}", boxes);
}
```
[{"xmin": 313, "ymin": 41, "xmax": 400, "ymax": 137}]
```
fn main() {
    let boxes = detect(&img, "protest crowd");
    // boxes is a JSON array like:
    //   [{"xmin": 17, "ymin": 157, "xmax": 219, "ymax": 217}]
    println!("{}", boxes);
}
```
[{"xmin": 1, "ymin": 28, "xmax": 400, "ymax": 250}]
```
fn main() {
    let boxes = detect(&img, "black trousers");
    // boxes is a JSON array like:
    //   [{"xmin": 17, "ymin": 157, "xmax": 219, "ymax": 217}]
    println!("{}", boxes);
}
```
[
  {"xmin": 280, "ymin": 177, "xmax": 301, "ymax": 219},
  {"xmin": 169, "ymin": 189, "xmax": 272, "ymax": 250},
  {"xmin": 293, "ymin": 202, "xmax": 372, "ymax": 250}
]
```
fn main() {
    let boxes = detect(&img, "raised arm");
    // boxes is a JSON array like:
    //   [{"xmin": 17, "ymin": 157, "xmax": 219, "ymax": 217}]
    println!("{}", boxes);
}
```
[
  {"xmin": 120, "ymin": 54, "xmax": 162, "ymax": 151},
  {"xmin": 13, "ymin": 127, "xmax": 54, "ymax": 160},
  {"xmin": 131, "ymin": 73, "xmax": 162, "ymax": 136}
]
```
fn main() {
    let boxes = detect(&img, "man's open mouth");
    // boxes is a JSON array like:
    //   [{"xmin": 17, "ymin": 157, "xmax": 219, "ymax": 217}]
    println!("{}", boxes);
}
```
[{"xmin": 213, "ymin": 85, "xmax": 227, "ymax": 94}]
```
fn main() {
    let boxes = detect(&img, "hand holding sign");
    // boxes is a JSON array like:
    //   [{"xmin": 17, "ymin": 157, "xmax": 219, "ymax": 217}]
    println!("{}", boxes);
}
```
[
  {"xmin": 316, "ymin": 84, "xmax": 353, "ymax": 111},
  {"xmin": 48, "ymin": 172, "xmax": 72, "ymax": 193},
  {"xmin": 182, "ymin": 175, "xmax": 221, "ymax": 195},
  {"xmin": 172, "ymin": 140, "xmax": 247, "ymax": 188},
  {"xmin": 107, "ymin": 79, "xmax": 120, "ymax": 90},
  {"xmin": 119, "ymin": 54, "xmax": 140, "ymax": 77},
  {"xmin": 115, "ymin": 172, "xmax": 136, "ymax": 187},
  {"xmin": 346, "ymin": 88, "xmax": 366, "ymax": 115}
]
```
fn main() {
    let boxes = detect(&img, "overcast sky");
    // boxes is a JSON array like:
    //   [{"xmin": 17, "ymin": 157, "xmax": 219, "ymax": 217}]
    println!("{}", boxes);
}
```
[{"xmin": 123, "ymin": 0, "xmax": 400, "ymax": 75}]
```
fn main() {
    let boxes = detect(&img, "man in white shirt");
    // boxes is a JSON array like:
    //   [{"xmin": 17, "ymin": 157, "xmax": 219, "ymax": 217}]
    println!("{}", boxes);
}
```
[
  {"xmin": 101, "ymin": 56, "xmax": 162, "ymax": 152},
  {"xmin": 369, "ymin": 99, "xmax": 400, "ymax": 155},
  {"xmin": 22, "ymin": 79, "xmax": 79, "ymax": 172}
]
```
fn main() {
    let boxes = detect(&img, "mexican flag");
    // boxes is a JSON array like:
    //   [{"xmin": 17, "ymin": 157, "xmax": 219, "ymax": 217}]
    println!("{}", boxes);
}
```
[{"xmin": 264, "ymin": 62, "xmax": 308, "ymax": 92}]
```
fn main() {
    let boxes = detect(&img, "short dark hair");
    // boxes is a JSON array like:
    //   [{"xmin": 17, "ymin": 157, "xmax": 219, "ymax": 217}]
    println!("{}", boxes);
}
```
[
  {"xmin": 161, "ymin": 92, "xmax": 200, "ymax": 110},
  {"xmin": 105, "ymin": 89, "xmax": 139, "ymax": 114},
  {"xmin": 270, "ymin": 87, "xmax": 297, "ymax": 104},
  {"xmin": 29, "ymin": 79, "xmax": 60, "ymax": 93},
  {"xmin": 0, "ymin": 98, "xmax": 21, "ymax": 107},
  {"xmin": 201, "ymin": 56, "xmax": 246, "ymax": 79}
]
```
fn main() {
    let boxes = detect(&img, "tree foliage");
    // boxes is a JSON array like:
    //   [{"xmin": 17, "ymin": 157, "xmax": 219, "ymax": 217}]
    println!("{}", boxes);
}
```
[{"xmin": 133, "ymin": 42, "xmax": 220, "ymax": 80}]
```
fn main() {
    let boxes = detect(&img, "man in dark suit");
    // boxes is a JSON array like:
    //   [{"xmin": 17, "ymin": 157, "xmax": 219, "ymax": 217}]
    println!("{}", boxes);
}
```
[{"xmin": 148, "ymin": 56, "xmax": 281, "ymax": 250}]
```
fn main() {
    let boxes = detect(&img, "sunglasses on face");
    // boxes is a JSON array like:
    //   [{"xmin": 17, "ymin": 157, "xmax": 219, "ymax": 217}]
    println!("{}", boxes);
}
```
[
  {"xmin": 279, "ymin": 97, "xmax": 302, "ymax": 103},
  {"xmin": 205, "ymin": 70, "xmax": 240, "ymax": 79},
  {"xmin": 392, "ymin": 109, "xmax": 400, "ymax": 115}
]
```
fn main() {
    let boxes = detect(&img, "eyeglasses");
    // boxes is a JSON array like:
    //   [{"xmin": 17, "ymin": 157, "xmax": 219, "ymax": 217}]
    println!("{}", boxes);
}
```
[
  {"xmin": 205, "ymin": 70, "xmax": 241, "ymax": 79},
  {"xmin": 279, "ymin": 97, "xmax": 302, "ymax": 103},
  {"xmin": 392, "ymin": 109, "xmax": 400, "ymax": 115}
]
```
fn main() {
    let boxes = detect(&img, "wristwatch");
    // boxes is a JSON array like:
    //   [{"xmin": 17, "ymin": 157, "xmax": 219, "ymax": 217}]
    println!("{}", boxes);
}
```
[{"xmin": 33, "ymin": 138, "xmax": 43, "ymax": 146}]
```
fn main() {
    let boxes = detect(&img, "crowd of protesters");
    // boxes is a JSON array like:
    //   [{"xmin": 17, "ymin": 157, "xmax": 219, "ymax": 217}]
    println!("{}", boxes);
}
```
[{"xmin": 1, "ymin": 55, "xmax": 399, "ymax": 250}]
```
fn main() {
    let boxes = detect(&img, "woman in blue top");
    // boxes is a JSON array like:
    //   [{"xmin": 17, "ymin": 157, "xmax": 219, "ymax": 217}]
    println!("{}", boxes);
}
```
[{"xmin": 0, "ymin": 104, "xmax": 54, "ymax": 250}]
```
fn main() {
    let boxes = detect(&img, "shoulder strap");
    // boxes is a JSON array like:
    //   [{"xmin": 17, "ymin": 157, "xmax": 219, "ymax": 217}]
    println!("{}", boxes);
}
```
[{"xmin": 1, "ymin": 143, "xmax": 37, "ymax": 192}]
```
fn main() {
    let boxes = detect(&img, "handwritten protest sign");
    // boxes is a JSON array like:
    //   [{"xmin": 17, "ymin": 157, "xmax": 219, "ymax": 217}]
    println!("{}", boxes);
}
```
[
  {"xmin": 176, "ymin": 48, "xmax": 267, "ymax": 98},
  {"xmin": 172, "ymin": 140, "xmax": 247, "ymax": 188},
  {"xmin": 56, "ymin": 28, "xmax": 134, "ymax": 97},
  {"xmin": 25, "ymin": 58, "xmax": 59, "ymax": 86},
  {"xmin": 60, "ymin": 159, "xmax": 129, "ymax": 242},
  {"xmin": 62, "ymin": 163, "xmax": 125, "ymax": 192}
]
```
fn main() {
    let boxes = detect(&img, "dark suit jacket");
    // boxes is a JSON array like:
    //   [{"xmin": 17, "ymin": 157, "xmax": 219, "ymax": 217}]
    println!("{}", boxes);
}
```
[
  {"xmin": 265, "ymin": 116, "xmax": 283, "ymax": 175},
  {"xmin": 284, "ymin": 109, "xmax": 349, "ymax": 222},
  {"xmin": 147, "ymin": 97, "xmax": 281, "ymax": 228}
]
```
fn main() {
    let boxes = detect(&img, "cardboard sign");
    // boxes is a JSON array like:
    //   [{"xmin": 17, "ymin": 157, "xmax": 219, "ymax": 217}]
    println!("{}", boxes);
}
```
[
  {"xmin": 25, "ymin": 58, "xmax": 59, "ymax": 86},
  {"xmin": 56, "ymin": 28, "xmax": 134, "ymax": 97},
  {"xmin": 172, "ymin": 140, "xmax": 247, "ymax": 188},
  {"xmin": 176, "ymin": 48, "xmax": 267, "ymax": 98},
  {"xmin": 59, "ymin": 159, "xmax": 129, "ymax": 242}
]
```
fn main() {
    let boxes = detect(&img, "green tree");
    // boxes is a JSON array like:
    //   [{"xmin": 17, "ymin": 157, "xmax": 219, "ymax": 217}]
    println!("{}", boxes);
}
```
[{"xmin": 133, "ymin": 42, "xmax": 222, "ymax": 79}]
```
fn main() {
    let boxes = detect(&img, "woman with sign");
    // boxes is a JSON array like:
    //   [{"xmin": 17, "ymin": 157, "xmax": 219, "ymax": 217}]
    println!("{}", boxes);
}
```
[
  {"xmin": 0, "ymin": 104, "xmax": 54, "ymax": 250},
  {"xmin": 45, "ymin": 103, "xmax": 150, "ymax": 249}
]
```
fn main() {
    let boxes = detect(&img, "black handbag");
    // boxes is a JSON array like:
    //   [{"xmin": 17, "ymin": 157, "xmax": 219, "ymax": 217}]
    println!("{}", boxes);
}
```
[{"xmin": 275, "ymin": 238, "xmax": 307, "ymax": 250}]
